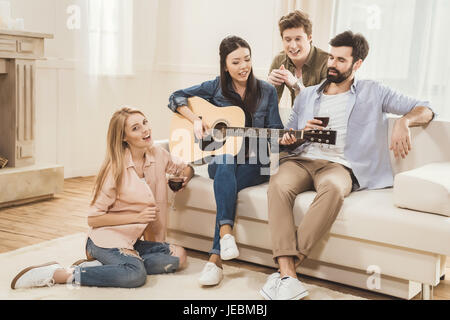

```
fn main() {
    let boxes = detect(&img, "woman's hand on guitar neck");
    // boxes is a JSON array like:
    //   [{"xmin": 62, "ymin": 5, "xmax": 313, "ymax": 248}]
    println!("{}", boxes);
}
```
[{"xmin": 279, "ymin": 128, "xmax": 297, "ymax": 145}]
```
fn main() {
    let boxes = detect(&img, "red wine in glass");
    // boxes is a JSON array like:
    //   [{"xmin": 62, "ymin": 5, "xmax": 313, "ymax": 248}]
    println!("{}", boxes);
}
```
[
  {"xmin": 314, "ymin": 117, "xmax": 330, "ymax": 127},
  {"xmin": 168, "ymin": 177, "xmax": 184, "ymax": 192}
]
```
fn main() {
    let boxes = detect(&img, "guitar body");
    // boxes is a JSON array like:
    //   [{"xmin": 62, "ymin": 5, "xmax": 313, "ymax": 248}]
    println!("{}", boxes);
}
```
[
  {"xmin": 169, "ymin": 97, "xmax": 337, "ymax": 164},
  {"xmin": 169, "ymin": 97, "xmax": 245, "ymax": 164}
]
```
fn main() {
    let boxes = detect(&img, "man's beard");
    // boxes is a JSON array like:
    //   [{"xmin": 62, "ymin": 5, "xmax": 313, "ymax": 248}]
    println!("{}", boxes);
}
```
[{"xmin": 327, "ymin": 64, "xmax": 353, "ymax": 83}]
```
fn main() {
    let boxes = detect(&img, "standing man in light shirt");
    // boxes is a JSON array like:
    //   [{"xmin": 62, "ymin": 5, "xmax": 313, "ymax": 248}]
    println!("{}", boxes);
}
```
[
  {"xmin": 268, "ymin": 10, "xmax": 329, "ymax": 106},
  {"xmin": 260, "ymin": 31, "xmax": 435, "ymax": 300}
]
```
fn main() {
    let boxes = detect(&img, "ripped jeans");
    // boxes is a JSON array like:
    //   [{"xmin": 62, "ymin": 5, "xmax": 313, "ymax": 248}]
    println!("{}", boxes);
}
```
[{"xmin": 73, "ymin": 237, "xmax": 180, "ymax": 288}]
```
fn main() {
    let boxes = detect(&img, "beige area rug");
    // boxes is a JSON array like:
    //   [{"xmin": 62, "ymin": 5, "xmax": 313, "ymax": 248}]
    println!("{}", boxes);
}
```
[{"xmin": 0, "ymin": 233, "xmax": 365, "ymax": 300}]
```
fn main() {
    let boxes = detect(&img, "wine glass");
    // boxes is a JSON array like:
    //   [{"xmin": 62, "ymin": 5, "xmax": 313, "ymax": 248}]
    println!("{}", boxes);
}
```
[
  {"xmin": 314, "ymin": 108, "xmax": 330, "ymax": 128},
  {"xmin": 313, "ymin": 116, "xmax": 329, "ymax": 128},
  {"xmin": 314, "ymin": 109, "xmax": 331, "ymax": 148},
  {"xmin": 168, "ymin": 174, "xmax": 184, "ymax": 211}
]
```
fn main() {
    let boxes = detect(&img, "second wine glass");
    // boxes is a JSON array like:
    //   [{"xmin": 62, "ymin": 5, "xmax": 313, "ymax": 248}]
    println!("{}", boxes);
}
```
[{"xmin": 168, "ymin": 174, "xmax": 184, "ymax": 211}]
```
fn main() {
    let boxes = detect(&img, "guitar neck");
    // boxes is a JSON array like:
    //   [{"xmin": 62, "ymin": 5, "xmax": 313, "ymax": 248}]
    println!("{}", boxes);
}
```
[{"xmin": 226, "ymin": 127, "xmax": 304, "ymax": 139}]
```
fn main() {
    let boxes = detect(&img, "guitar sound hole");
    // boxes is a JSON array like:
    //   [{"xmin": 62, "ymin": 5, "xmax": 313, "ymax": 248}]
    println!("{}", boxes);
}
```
[
  {"xmin": 198, "ymin": 121, "xmax": 228, "ymax": 152},
  {"xmin": 212, "ymin": 122, "xmax": 228, "ymax": 142}
]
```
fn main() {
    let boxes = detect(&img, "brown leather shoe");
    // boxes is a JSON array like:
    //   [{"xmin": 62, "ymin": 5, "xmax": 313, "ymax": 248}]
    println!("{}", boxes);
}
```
[
  {"xmin": 71, "ymin": 258, "xmax": 102, "ymax": 268},
  {"xmin": 71, "ymin": 258, "xmax": 94, "ymax": 267}
]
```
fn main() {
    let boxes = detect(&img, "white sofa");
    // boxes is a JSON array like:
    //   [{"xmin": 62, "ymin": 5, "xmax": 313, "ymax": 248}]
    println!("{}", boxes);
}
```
[{"xmin": 162, "ymin": 118, "xmax": 450, "ymax": 300}]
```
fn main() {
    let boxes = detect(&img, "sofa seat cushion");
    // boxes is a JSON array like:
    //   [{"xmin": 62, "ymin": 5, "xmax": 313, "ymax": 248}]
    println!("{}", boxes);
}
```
[
  {"xmin": 180, "ymin": 164, "xmax": 450, "ymax": 256},
  {"xmin": 393, "ymin": 162, "xmax": 450, "ymax": 217}
]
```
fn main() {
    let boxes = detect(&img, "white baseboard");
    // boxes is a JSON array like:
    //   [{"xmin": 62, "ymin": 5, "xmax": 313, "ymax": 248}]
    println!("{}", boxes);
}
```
[{"xmin": 64, "ymin": 166, "xmax": 98, "ymax": 179}]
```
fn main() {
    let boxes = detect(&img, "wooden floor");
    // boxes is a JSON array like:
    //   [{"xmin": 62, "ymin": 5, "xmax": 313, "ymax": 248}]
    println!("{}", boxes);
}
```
[{"xmin": 1, "ymin": 176, "xmax": 449, "ymax": 300}]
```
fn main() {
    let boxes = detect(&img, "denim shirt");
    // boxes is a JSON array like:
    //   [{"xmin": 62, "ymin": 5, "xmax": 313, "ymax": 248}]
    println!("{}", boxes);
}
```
[
  {"xmin": 285, "ymin": 78, "xmax": 433, "ymax": 190},
  {"xmin": 168, "ymin": 76, "xmax": 283, "ymax": 161},
  {"xmin": 168, "ymin": 76, "xmax": 283, "ymax": 129}
]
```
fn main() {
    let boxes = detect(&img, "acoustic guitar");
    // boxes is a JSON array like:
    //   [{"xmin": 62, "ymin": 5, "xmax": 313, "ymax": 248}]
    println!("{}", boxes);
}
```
[{"xmin": 169, "ymin": 97, "xmax": 337, "ymax": 164}]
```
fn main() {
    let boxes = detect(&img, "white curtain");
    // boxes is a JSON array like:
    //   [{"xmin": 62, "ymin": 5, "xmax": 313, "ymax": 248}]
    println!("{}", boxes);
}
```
[
  {"xmin": 334, "ymin": 0, "xmax": 450, "ymax": 119},
  {"xmin": 62, "ymin": 0, "xmax": 160, "ymax": 177},
  {"xmin": 71, "ymin": 0, "xmax": 159, "ymax": 76},
  {"xmin": 87, "ymin": 0, "xmax": 133, "ymax": 75}
]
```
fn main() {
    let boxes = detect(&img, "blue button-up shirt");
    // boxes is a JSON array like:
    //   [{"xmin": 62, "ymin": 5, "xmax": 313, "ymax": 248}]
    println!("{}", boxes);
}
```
[{"xmin": 285, "ymin": 78, "xmax": 432, "ymax": 190}]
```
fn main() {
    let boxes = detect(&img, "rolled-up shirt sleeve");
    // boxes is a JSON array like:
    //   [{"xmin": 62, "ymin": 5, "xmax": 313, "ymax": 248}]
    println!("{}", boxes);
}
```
[
  {"xmin": 167, "ymin": 77, "xmax": 219, "ymax": 113},
  {"xmin": 89, "ymin": 170, "xmax": 116, "ymax": 217},
  {"xmin": 277, "ymin": 91, "xmax": 306, "ymax": 153},
  {"xmin": 285, "ymin": 94, "xmax": 301, "ymax": 130},
  {"xmin": 379, "ymin": 82, "xmax": 433, "ymax": 116}
]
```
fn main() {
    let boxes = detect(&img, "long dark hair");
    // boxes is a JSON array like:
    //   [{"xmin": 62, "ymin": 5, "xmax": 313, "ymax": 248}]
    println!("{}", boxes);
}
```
[{"xmin": 219, "ymin": 36, "xmax": 261, "ymax": 114}]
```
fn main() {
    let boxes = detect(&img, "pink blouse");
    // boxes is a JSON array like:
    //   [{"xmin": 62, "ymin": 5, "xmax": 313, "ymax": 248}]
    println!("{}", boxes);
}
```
[{"xmin": 87, "ymin": 145, "xmax": 187, "ymax": 249}]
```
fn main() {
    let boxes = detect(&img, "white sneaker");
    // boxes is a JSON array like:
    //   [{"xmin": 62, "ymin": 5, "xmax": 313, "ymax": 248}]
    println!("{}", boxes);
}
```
[
  {"xmin": 220, "ymin": 234, "xmax": 239, "ymax": 260},
  {"xmin": 11, "ymin": 261, "xmax": 62, "ymax": 289},
  {"xmin": 198, "ymin": 262, "xmax": 223, "ymax": 286},
  {"xmin": 259, "ymin": 272, "xmax": 281, "ymax": 300},
  {"xmin": 276, "ymin": 276, "xmax": 309, "ymax": 300}
]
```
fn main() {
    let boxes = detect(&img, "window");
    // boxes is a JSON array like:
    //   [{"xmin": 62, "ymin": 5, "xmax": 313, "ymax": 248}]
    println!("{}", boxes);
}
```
[
  {"xmin": 334, "ymin": 0, "xmax": 450, "ymax": 119},
  {"xmin": 88, "ymin": 0, "xmax": 133, "ymax": 76}
]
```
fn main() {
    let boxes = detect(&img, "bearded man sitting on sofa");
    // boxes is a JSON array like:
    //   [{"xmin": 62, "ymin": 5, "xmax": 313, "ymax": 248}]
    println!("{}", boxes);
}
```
[{"xmin": 260, "ymin": 30, "xmax": 435, "ymax": 300}]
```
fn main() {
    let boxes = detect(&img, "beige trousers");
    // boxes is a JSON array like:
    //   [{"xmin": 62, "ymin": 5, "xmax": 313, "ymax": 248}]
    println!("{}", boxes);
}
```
[{"xmin": 267, "ymin": 155, "xmax": 354, "ymax": 265}]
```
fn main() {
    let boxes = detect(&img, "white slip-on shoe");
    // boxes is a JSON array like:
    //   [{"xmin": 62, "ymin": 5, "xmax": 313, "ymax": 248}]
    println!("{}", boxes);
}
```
[
  {"xmin": 220, "ymin": 234, "xmax": 239, "ymax": 260},
  {"xmin": 11, "ymin": 262, "xmax": 62, "ymax": 289},
  {"xmin": 198, "ymin": 262, "xmax": 224, "ymax": 286},
  {"xmin": 276, "ymin": 276, "xmax": 309, "ymax": 300},
  {"xmin": 71, "ymin": 259, "xmax": 103, "ymax": 268},
  {"xmin": 259, "ymin": 272, "xmax": 281, "ymax": 300}
]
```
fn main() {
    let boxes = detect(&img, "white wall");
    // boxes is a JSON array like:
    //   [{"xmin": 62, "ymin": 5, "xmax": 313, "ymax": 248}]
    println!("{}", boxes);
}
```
[
  {"xmin": 149, "ymin": 0, "xmax": 280, "ymax": 142},
  {"xmin": 150, "ymin": 0, "xmax": 335, "ymax": 139},
  {"xmin": 8, "ymin": 0, "xmax": 334, "ymax": 178},
  {"xmin": 10, "ymin": 0, "xmax": 158, "ymax": 177}
]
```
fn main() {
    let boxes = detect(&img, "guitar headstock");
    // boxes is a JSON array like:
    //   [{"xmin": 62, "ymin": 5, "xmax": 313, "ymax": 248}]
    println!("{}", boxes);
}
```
[{"xmin": 303, "ymin": 130, "xmax": 337, "ymax": 145}]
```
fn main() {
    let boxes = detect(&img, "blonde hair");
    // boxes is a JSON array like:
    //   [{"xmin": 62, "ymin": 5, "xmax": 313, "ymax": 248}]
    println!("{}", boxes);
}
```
[{"xmin": 91, "ymin": 107, "xmax": 146, "ymax": 205}]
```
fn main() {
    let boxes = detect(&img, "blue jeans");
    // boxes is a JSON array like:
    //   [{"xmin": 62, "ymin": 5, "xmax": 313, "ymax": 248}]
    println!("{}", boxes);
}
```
[
  {"xmin": 207, "ymin": 154, "xmax": 269, "ymax": 256},
  {"xmin": 73, "ymin": 238, "xmax": 180, "ymax": 288}
]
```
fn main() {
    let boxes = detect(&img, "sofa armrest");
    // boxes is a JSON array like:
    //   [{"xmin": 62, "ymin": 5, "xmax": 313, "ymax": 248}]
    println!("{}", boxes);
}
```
[{"xmin": 154, "ymin": 139, "xmax": 169, "ymax": 151}]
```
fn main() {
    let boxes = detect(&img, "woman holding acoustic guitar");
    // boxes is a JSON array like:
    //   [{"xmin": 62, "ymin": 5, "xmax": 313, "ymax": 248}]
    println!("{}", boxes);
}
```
[{"xmin": 168, "ymin": 36, "xmax": 283, "ymax": 286}]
